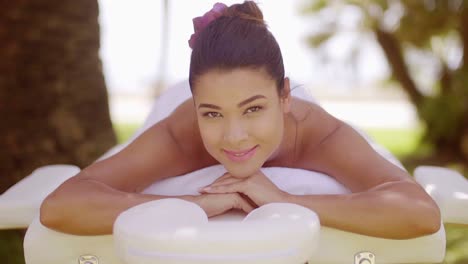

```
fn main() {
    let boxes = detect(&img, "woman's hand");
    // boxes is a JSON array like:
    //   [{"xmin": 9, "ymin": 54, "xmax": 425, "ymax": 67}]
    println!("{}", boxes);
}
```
[
  {"xmin": 190, "ymin": 193, "xmax": 256, "ymax": 218},
  {"xmin": 199, "ymin": 170, "xmax": 289, "ymax": 206}
]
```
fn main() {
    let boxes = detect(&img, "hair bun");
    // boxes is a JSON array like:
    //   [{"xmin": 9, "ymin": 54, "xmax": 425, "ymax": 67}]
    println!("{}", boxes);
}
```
[{"xmin": 225, "ymin": 1, "xmax": 265, "ymax": 25}]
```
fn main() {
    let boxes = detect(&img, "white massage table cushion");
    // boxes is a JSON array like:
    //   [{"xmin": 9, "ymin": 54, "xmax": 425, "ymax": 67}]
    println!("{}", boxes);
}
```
[
  {"xmin": 114, "ymin": 199, "xmax": 320, "ymax": 264},
  {"xmin": 0, "ymin": 165, "xmax": 80, "ymax": 229},
  {"xmin": 414, "ymin": 166, "xmax": 468, "ymax": 225}
]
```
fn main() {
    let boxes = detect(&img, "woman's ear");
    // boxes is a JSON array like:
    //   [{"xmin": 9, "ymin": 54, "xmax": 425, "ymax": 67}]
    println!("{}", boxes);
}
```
[{"xmin": 281, "ymin": 77, "xmax": 291, "ymax": 113}]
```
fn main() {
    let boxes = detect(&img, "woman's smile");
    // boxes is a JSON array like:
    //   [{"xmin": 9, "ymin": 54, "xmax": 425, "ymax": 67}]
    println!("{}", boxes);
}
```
[{"xmin": 223, "ymin": 145, "xmax": 258, "ymax": 162}]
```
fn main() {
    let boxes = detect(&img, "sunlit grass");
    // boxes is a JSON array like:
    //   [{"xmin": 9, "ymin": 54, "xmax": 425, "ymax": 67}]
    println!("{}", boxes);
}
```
[
  {"xmin": 364, "ymin": 126, "xmax": 429, "ymax": 159},
  {"xmin": 114, "ymin": 123, "xmax": 140, "ymax": 143}
]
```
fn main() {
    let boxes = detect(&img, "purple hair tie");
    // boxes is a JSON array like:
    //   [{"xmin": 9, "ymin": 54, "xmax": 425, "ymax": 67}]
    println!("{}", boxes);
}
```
[{"xmin": 188, "ymin": 2, "xmax": 228, "ymax": 49}]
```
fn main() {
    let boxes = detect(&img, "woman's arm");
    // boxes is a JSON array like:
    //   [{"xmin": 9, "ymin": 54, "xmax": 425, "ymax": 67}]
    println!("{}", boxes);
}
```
[
  {"xmin": 40, "ymin": 178, "xmax": 254, "ymax": 235},
  {"xmin": 40, "ymin": 176, "xmax": 199, "ymax": 235},
  {"xmin": 283, "ymin": 179, "xmax": 440, "ymax": 239},
  {"xmin": 296, "ymin": 120, "xmax": 441, "ymax": 239},
  {"xmin": 40, "ymin": 100, "xmax": 225, "ymax": 235}
]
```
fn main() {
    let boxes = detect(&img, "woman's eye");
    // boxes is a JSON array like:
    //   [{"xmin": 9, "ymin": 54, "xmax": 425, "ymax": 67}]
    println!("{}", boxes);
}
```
[
  {"xmin": 245, "ymin": 106, "xmax": 262, "ymax": 114},
  {"xmin": 203, "ymin": 112, "xmax": 221, "ymax": 118}
]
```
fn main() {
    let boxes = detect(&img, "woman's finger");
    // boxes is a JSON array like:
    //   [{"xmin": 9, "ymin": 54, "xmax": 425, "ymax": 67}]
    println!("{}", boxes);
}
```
[
  {"xmin": 201, "ymin": 181, "xmax": 245, "ymax": 194},
  {"xmin": 240, "ymin": 193, "xmax": 258, "ymax": 208},
  {"xmin": 207, "ymin": 177, "xmax": 242, "ymax": 187},
  {"xmin": 200, "ymin": 177, "xmax": 244, "ymax": 193},
  {"xmin": 234, "ymin": 194, "xmax": 255, "ymax": 213}
]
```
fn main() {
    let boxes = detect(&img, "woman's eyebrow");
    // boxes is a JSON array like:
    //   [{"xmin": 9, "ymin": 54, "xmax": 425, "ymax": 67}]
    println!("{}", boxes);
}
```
[
  {"xmin": 198, "ymin": 103, "xmax": 221, "ymax": 110},
  {"xmin": 198, "ymin": 95, "xmax": 266, "ymax": 110},
  {"xmin": 237, "ymin": 94, "xmax": 266, "ymax": 107}
]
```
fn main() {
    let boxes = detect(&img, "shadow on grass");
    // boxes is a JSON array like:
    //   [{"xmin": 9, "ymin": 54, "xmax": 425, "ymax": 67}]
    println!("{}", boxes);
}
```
[{"xmin": 0, "ymin": 230, "xmax": 25, "ymax": 264}]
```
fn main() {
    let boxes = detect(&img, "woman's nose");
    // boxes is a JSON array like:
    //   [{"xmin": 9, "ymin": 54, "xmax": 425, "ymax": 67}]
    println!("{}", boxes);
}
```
[{"xmin": 223, "ymin": 120, "xmax": 248, "ymax": 144}]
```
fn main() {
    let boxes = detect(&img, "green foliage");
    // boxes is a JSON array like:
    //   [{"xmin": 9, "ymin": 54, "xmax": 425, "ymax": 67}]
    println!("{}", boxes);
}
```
[
  {"xmin": 302, "ymin": 0, "xmax": 468, "ymax": 163},
  {"xmin": 420, "ymin": 93, "xmax": 466, "ymax": 143},
  {"xmin": 302, "ymin": 0, "xmax": 465, "ymax": 47},
  {"xmin": 419, "ymin": 67, "xmax": 468, "ymax": 146},
  {"xmin": 307, "ymin": 32, "xmax": 335, "ymax": 47},
  {"xmin": 396, "ymin": 1, "xmax": 460, "ymax": 47},
  {"xmin": 301, "ymin": 0, "xmax": 328, "ymax": 13}
]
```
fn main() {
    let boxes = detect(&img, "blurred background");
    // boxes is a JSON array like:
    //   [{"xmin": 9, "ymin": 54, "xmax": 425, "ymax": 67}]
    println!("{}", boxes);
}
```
[{"xmin": 1, "ymin": 0, "xmax": 467, "ymax": 263}]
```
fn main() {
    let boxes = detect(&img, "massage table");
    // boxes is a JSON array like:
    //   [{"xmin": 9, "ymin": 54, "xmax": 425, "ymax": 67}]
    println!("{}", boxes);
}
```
[{"xmin": 1, "ymin": 80, "xmax": 467, "ymax": 264}]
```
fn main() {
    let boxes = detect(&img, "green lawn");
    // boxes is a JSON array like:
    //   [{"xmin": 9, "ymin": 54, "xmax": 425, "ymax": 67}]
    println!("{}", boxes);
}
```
[
  {"xmin": 364, "ymin": 127, "xmax": 426, "ymax": 158},
  {"xmin": 114, "ymin": 123, "xmax": 140, "ymax": 143}
]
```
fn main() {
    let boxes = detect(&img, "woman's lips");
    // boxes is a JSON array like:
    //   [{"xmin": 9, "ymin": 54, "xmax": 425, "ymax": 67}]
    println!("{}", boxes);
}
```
[{"xmin": 223, "ymin": 145, "xmax": 258, "ymax": 162}]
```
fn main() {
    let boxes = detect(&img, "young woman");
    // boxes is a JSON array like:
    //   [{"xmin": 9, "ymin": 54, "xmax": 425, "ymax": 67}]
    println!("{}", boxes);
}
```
[{"xmin": 40, "ymin": 1, "xmax": 441, "ymax": 239}]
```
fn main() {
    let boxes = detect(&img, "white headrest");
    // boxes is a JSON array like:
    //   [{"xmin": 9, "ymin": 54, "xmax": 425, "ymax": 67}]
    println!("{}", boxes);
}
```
[{"xmin": 113, "ymin": 198, "xmax": 320, "ymax": 264}]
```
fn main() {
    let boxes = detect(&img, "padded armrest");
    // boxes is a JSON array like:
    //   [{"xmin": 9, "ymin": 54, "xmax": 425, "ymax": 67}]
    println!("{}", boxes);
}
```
[
  {"xmin": 23, "ymin": 217, "xmax": 122, "ymax": 264},
  {"xmin": 414, "ymin": 166, "xmax": 468, "ymax": 225},
  {"xmin": 0, "ymin": 165, "xmax": 79, "ymax": 229}
]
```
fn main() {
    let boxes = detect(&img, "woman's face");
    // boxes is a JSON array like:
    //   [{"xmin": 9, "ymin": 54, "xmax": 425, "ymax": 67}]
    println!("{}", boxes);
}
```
[{"xmin": 192, "ymin": 68, "xmax": 290, "ymax": 178}]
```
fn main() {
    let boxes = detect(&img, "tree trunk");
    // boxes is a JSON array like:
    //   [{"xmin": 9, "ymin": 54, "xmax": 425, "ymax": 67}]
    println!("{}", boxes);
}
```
[
  {"xmin": 375, "ymin": 28, "xmax": 468, "ymax": 164},
  {"xmin": 374, "ymin": 29, "xmax": 424, "ymax": 109},
  {"xmin": 0, "ymin": 0, "xmax": 116, "ymax": 194},
  {"xmin": 1, "ymin": 1, "xmax": 116, "ymax": 263}
]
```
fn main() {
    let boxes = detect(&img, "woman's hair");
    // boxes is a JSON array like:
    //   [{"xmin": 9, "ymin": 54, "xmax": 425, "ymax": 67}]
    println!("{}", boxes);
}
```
[{"xmin": 188, "ymin": 1, "xmax": 285, "ymax": 96}]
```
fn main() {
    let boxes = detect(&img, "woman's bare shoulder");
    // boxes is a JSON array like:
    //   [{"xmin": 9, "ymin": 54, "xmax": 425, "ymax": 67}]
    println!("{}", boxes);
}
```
[
  {"xmin": 165, "ymin": 98, "xmax": 217, "ymax": 165},
  {"xmin": 71, "ymin": 98, "xmax": 215, "ymax": 193},
  {"xmin": 292, "ymin": 97, "xmax": 341, "ymax": 148}
]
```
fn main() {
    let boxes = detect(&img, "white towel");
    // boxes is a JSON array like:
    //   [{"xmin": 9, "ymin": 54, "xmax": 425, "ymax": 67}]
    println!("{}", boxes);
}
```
[{"xmin": 142, "ymin": 165, "xmax": 350, "ymax": 197}]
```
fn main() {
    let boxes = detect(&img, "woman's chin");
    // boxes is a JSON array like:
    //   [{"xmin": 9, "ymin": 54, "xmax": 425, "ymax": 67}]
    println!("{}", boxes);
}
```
[{"xmin": 223, "ymin": 164, "xmax": 260, "ymax": 178}]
